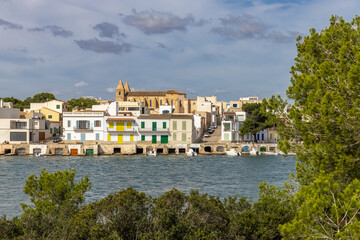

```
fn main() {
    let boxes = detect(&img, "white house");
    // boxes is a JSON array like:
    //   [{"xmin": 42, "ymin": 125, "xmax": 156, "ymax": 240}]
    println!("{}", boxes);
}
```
[
  {"xmin": 0, "ymin": 106, "xmax": 51, "ymax": 144},
  {"xmin": 26, "ymin": 100, "xmax": 68, "ymax": 114},
  {"xmin": 137, "ymin": 114, "xmax": 171, "ymax": 144},
  {"xmin": 62, "ymin": 111, "xmax": 106, "ymax": 143}
]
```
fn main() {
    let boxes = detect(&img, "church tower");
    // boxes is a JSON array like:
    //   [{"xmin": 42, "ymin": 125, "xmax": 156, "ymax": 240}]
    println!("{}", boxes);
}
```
[
  {"xmin": 124, "ymin": 81, "xmax": 131, "ymax": 93},
  {"xmin": 116, "ymin": 80, "xmax": 125, "ymax": 101}
]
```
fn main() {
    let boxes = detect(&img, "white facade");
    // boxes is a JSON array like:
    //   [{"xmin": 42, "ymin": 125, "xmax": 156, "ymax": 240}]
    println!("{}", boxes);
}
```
[
  {"xmin": 0, "ymin": 118, "xmax": 51, "ymax": 144},
  {"xmin": 27, "ymin": 100, "xmax": 67, "ymax": 114},
  {"xmin": 221, "ymin": 121, "xmax": 241, "ymax": 142},
  {"xmin": 137, "ymin": 115, "xmax": 171, "ymax": 144},
  {"xmin": 105, "ymin": 117, "xmax": 139, "ymax": 143},
  {"xmin": 159, "ymin": 105, "xmax": 175, "ymax": 114},
  {"xmin": 62, "ymin": 111, "xmax": 106, "ymax": 142}
]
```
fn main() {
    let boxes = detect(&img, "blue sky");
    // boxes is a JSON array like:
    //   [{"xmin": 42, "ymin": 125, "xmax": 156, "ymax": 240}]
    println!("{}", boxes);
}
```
[{"xmin": 0, "ymin": 0, "xmax": 358, "ymax": 101}]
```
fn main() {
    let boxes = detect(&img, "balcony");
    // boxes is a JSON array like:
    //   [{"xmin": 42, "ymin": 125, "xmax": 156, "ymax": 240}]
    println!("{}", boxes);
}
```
[
  {"xmin": 73, "ymin": 126, "xmax": 93, "ymax": 131},
  {"xmin": 107, "ymin": 127, "xmax": 136, "ymax": 132},
  {"xmin": 138, "ymin": 127, "xmax": 169, "ymax": 132}
]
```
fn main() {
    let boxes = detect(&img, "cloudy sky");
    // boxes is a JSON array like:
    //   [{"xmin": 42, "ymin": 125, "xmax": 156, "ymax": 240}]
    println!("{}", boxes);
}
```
[{"xmin": 0, "ymin": 0, "xmax": 358, "ymax": 101}]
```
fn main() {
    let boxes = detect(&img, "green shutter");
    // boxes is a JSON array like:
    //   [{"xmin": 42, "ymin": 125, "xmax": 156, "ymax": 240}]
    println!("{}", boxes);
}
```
[
  {"xmin": 141, "ymin": 135, "xmax": 145, "ymax": 141},
  {"xmin": 152, "ymin": 135, "xmax": 157, "ymax": 144},
  {"xmin": 173, "ymin": 133, "xmax": 177, "ymax": 141},
  {"xmin": 161, "ymin": 135, "xmax": 168, "ymax": 144},
  {"xmin": 182, "ymin": 133, "xmax": 186, "ymax": 142},
  {"xmin": 182, "ymin": 121, "xmax": 186, "ymax": 130},
  {"xmin": 173, "ymin": 121, "xmax": 177, "ymax": 130},
  {"xmin": 152, "ymin": 122, "xmax": 157, "ymax": 131},
  {"xmin": 163, "ymin": 122, "xmax": 166, "ymax": 128},
  {"xmin": 141, "ymin": 122, "xmax": 145, "ymax": 128}
]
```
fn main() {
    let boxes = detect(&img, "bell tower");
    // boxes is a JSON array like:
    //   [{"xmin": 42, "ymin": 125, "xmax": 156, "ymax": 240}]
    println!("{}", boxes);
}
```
[{"xmin": 116, "ymin": 80, "xmax": 125, "ymax": 101}]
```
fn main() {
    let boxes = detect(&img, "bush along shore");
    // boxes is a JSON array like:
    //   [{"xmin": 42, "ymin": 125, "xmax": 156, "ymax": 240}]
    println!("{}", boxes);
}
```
[{"xmin": 0, "ymin": 168, "xmax": 295, "ymax": 240}]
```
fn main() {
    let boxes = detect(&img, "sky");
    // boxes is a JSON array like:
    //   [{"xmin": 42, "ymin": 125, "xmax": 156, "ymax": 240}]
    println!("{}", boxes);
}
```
[{"xmin": 0, "ymin": 0, "xmax": 359, "ymax": 102}]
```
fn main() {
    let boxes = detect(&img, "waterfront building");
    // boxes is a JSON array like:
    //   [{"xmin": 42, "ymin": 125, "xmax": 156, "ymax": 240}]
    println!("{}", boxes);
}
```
[
  {"xmin": 170, "ymin": 114, "xmax": 199, "ymax": 144},
  {"xmin": 105, "ymin": 116, "xmax": 139, "ymax": 144},
  {"xmin": 62, "ymin": 111, "xmax": 107, "ymax": 143},
  {"xmin": 115, "ymin": 80, "xmax": 187, "ymax": 113},
  {"xmin": 137, "ymin": 114, "xmax": 171, "ymax": 144},
  {"xmin": 229, "ymin": 96, "xmax": 262, "ymax": 112},
  {"xmin": 0, "ymin": 105, "xmax": 50, "ymax": 144}
]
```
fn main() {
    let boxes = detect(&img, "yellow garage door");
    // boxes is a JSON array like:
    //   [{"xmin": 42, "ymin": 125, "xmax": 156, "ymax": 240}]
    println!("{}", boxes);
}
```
[{"xmin": 117, "ymin": 134, "xmax": 123, "ymax": 144}]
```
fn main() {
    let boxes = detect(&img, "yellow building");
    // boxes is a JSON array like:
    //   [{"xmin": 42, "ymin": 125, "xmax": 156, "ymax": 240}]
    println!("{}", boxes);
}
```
[
  {"xmin": 116, "ymin": 80, "xmax": 187, "ymax": 113},
  {"xmin": 37, "ymin": 107, "xmax": 62, "ymax": 136}
]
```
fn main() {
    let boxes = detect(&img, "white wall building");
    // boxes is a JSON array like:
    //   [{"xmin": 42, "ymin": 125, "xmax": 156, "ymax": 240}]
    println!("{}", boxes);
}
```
[
  {"xmin": 0, "ymin": 107, "xmax": 50, "ymax": 143},
  {"xmin": 26, "ymin": 100, "xmax": 68, "ymax": 114},
  {"xmin": 105, "ymin": 116, "xmax": 139, "ymax": 143},
  {"xmin": 62, "ymin": 111, "xmax": 106, "ymax": 142}
]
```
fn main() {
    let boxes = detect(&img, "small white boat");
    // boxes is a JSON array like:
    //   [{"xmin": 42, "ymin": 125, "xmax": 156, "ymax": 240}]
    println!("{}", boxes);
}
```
[
  {"xmin": 263, "ymin": 152, "xmax": 278, "ymax": 155},
  {"xmin": 186, "ymin": 148, "xmax": 198, "ymax": 156},
  {"xmin": 147, "ymin": 150, "xmax": 157, "ymax": 156},
  {"xmin": 35, "ymin": 152, "xmax": 45, "ymax": 157},
  {"xmin": 225, "ymin": 148, "xmax": 241, "ymax": 156},
  {"xmin": 278, "ymin": 151, "xmax": 296, "ymax": 156},
  {"xmin": 250, "ymin": 148, "xmax": 259, "ymax": 156}
]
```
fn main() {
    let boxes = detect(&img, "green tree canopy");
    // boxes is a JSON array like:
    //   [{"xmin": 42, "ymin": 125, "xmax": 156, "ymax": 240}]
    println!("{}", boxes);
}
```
[
  {"xmin": 67, "ymin": 98, "xmax": 99, "ymax": 111},
  {"xmin": 240, "ymin": 102, "xmax": 273, "ymax": 142},
  {"xmin": 31, "ymin": 92, "xmax": 56, "ymax": 103},
  {"xmin": 21, "ymin": 168, "xmax": 91, "ymax": 239}
]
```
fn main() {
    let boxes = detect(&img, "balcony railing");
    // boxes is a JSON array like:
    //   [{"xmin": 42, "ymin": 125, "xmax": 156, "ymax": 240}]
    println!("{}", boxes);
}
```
[
  {"xmin": 73, "ymin": 126, "xmax": 93, "ymax": 131},
  {"xmin": 138, "ymin": 127, "xmax": 169, "ymax": 132},
  {"xmin": 107, "ymin": 127, "xmax": 136, "ymax": 132}
]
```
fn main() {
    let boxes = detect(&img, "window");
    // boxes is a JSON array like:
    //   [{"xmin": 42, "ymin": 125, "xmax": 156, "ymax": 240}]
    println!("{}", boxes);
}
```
[
  {"xmin": 94, "ymin": 120, "xmax": 101, "ymax": 127},
  {"xmin": 171, "ymin": 100, "xmax": 173, "ymax": 105},
  {"xmin": 141, "ymin": 135, "xmax": 145, "ymax": 141},
  {"xmin": 160, "ymin": 100, "xmax": 162, "ymax": 105},
  {"xmin": 130, "ymin": 134, "xmax": 134, "ymax": 142},
  {"xmin": 127, "ymin": 122, "xmax": 132, "ymax": 129},
  {"xmin": 233, "ymin": 104, "xmax": 238, "ymax": 108},
  {"xmin": 15, "ymin": 122, "xmax": 27, "ymax": 129},
  {"xmin": 141, "ymin": 122, "xmax": 145, "ymax": 128},
  {"xmin": 67, "ymin": 120, "xmax": 71, "ymax": 128},
  {"xmin": 67, "ymin": 133, "xmax": 71, "ymax": 140},
  {"xmin": 270, "ymin": 133, "xmax": 273, "ymax": 140},
  {"xmin": 152, "ymin": 122, "xmax": 157, "ymax": 131},
  {"xmin": 161, "ymin": 135, "xmax": 168, "ymax": 144},
  {"xmin": 107, "ymin": 134, "xmax": 111, "ymax": 141},
  {"xmin": 50, "ymin": 128, "xmax": 53, "ymax": 134},
  {"xmin": 224, "ymin": 133, "xmax": 229, "ymax": 141},
  {"xmin": 173, "ymin": 121, "xmax": 177, "ymax": 130},
  {"xmin": 152, "ymin": 135, "xmax": 157, "ymax": 144},
  {"xmin": 10, "ymin": 132, "xmax": 26, "ymax": 141},
  {"xmin": 182, "ymin": 121, "xmax": 186, "ymax": 130},
  {"xmin": 96, "ymin": 133, "xmax": 100, "ymax": 140},
  {"xmin": 223, "ymin": 123, "xmax": 230, "ymax": 132},
  {"xmin": 182, "ymin": 133, "xmax": 186, "ymax": 142},
  {"xmin": 77, "ymin": 120, "xmax": 89, "ymax": 129},
  {"xmin": 109, "ymin": 122, "xmax": 114, "ymax": 128},
  {"xmin": 56, "ymin": 105, "xmax": 60, "ymax": 109},
  {"xmin": 173, "ymin": 133, "xmax": 177, "ymax": 141},
  {"xmin": 150, "ymin": 100, "xmax": 152, "ymax": 107},
  {"xmin": 48, "ymin": 115, "xmax": 52, "ymax": 119},
  {"xmin": 163, "ymin": 122, "xmax": 166, "ymax": 129}
]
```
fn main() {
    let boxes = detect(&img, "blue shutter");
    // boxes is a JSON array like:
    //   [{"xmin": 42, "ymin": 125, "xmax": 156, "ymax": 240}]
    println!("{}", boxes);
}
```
[
  {"xmin": 76, "ymin": 121, "xmax": 79, "ymax": 129},
  {"xmin": 99, "ymin": 121, "xmax": 101, "ymax": 127},
  {"xmin": 87, "ymin": 121, "xmax": 90, "ymax": 129}
]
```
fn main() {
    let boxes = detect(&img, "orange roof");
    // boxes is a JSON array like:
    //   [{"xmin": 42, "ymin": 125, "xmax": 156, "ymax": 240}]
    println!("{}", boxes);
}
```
[{"xmin": 106, "ymin": 118, "xmax": 135, "ymax": 122}]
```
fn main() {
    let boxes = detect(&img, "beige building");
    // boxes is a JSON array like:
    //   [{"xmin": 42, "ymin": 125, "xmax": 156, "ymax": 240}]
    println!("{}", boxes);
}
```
[
  {"xmin": 26, "ymin": 99, "xmax": 68, "ymax": 114},
  {"xmin": 170, "ymin": 114, "xmax": 197, "ymax": 144},
  {"xmin": 115, "ymin": 80, "xmax": 187, "ymax": 113},
  {"xmin": 0, "ymin": 107, "xmax": 51, "ymax": 144},
  {"xmin": 229, "ymin": 96, "xmax": 262, "ymax": 112}
]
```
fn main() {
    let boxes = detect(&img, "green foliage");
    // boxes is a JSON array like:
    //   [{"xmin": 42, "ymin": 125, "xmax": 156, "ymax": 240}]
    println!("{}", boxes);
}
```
[
  {"xmin": 0, "ymin": 216, "xmax": 23, "ymax": 239},
  {"xmin": 266, "ymin": 15, "xmax": 360, "ymax": 185},
  {"xmin": 240, "ymin": 102, "xmax": 273, "ymax": 142},
  {"xmin": 281, "ymin": 173, "xmax": 360, "ymax": 239},
  {"xmin": 1, "ymin": 92, "xmax": 56, "ymax": 110},
  {"xmin": 20, "ymin": 168, "xmax": 91, "ymax": 239},
  {"xmin": 67, "ymin": 98, "xmax": 99, "ymax": 111},
  {"xmin": 32, "ymin": 92, "xmax": 56, "ymax": 103}
]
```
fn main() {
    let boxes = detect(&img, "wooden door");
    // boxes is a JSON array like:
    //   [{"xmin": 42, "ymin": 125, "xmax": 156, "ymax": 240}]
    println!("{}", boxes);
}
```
[
  {"xmin": 39, "ymin": 132, "xmax": 45, "ymax": 141},
  {"xmin": 70, "ymin": 149, "xmax": 78, "ymax": 155}
]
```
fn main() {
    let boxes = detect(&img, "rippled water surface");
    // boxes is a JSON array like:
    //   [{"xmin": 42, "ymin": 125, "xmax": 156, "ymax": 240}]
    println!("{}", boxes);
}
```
[{"xmin": 0, "ymin": 154, "xmax": 296, "ymax": 218}]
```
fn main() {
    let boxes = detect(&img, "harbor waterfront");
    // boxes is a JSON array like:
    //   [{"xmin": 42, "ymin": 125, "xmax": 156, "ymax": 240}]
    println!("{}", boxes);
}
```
[{"xmin": 0, "ymin": 154, "xmax": 296, "ymax": 218}]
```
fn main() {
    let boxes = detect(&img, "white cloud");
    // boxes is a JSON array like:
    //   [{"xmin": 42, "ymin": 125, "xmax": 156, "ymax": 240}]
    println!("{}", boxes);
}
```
[
  {"xmin": 74, "ymin": 81, "xmax": 88, "ymax": 88},
  {"xmin": 106, "ymin": 87, "xmax": 115, "ymax": 93}
]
